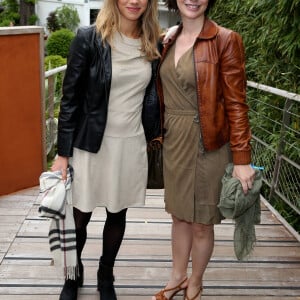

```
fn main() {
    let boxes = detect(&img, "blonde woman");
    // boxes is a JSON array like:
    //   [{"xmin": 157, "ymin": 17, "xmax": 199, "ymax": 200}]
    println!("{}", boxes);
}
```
[{"xmin": 51, "ymin": 1, "xmax": 161, "ymax": 299}]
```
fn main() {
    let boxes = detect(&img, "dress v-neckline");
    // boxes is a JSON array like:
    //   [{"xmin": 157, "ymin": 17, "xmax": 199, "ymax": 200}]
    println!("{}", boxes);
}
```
[{"xmin": 174, "ymin": 44, "xmax": 193, "ymax": 69}]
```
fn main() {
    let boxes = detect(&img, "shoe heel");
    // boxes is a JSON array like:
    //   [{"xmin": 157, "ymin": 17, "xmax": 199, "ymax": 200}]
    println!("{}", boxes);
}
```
[
  {"xmin": 78, "ymin": 277, "xmax": 83, "ymax": 287},
  {"xmin": 77, "ymin": 261, "xmax": 84, "ymax": 287},
  {"xmin": 182, "ymin": 288, "xmax": 186, "ymax": 300}
]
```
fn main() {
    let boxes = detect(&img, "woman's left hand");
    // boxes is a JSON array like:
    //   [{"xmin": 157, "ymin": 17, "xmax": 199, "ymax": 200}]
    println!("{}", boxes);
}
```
[{"xmin": 232, "ymin": 164, "xmax": 256, "ymax": 194}]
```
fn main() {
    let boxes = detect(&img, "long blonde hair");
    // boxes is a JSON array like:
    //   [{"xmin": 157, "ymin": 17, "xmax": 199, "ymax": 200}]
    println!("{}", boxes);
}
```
[{"xmin": 95, "ymin": 0, "xmax": 161, "ymax": 60}]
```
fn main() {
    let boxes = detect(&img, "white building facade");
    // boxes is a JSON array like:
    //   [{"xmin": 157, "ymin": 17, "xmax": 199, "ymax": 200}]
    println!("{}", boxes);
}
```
[{"xmin": 36, "ymin": 0, "xmax": 179, "ymax": 33}]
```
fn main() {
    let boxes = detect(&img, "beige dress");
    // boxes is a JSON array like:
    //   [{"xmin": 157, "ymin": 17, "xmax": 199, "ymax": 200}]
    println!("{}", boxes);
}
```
[
  {"xmin": 70, "ymin": 33, "xmax": 151, "ymax": 213},
  {"xmin": 160, "ymin": 44, "xmax": 231, "ymax": 224}
]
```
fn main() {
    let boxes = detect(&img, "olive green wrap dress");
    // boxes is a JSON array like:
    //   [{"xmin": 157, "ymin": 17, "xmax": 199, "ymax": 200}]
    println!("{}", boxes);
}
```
[{"xmin": 160, "ymin": 44, "xmax": 231, "ymax": 224}]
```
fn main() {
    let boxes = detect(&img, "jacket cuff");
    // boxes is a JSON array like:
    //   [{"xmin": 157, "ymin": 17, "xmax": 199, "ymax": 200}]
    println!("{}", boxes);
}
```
[
  {"xmin": 232, "ymin": 151, "xmax": 251, "ymax": 165},
  {"xmin": 57, "ymin": 135, "xmax": 74, "ymax": 157}
]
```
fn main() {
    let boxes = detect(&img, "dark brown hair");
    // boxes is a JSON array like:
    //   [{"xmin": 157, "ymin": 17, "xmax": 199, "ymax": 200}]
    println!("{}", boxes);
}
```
[{"xmin": 165, "ymin": 0, "xmax": 216, "ymax": 15}]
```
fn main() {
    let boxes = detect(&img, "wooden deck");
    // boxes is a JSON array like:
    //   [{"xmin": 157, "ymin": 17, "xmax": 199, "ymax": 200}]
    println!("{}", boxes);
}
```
[{"xmin": 0, "ymin": 187, "xmax": 299, "ymax": 300}]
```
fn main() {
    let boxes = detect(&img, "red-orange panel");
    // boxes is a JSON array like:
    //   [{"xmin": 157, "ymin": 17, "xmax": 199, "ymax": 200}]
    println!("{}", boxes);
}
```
[{"xmin": 0, "ymin": 33, "xmax": 44, "ymax": 195}]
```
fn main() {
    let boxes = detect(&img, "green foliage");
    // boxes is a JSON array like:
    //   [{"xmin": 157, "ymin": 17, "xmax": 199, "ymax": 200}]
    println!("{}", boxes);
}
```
[
  {"xmin": 46, "ymin": 11, "xmax": 59, "ymax": 32},
  {"xmin": 56, "ymin": 5, "xmax": 80, "ymax": 32},
  {"xmin": 44, "ymin": 54, "xmax": 66, "ymax": 94},
  {"xmin": 0, "ymin": 19, "xmax": 10, "ymax": 26},
  {"xmin": 210, "ymin": 0, "xmax": 300, "ymax": 94},
  {"xmin": 46, "ymin": 28, "xmax": 75, "ymax": 58},
  {"xmin": 44, "ymin": 56, "xmax": 66, "ymax": 160},
  {"xmin": 46, "ymin": 4, "xmax": 80, "ymax": 33},
  {"xmin": 44, "ymin": 55, "xmax": 66, "ymax": 71},
  {"xmin": 209, "ymin": 1, "xmax": 300, "ymax": 230},
  {"xmin": 28, "ymin": 13, "xmax": 37, "ymax": 25},
  {"xmin": 24, "ymin": 0, "xmax": 36, "ymax": 4},
  {"xmin": 45, "ymin": 54, "xmax": 66, "ymax": 87},
  {"xmin": 0, "ymin": 0, "xmax": 20, "ymax": 26}
]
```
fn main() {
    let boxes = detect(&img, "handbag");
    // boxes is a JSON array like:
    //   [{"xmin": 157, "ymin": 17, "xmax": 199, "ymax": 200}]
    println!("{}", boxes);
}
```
[{"xmin": 147, "ymin": 137, "xmax": 164, "ymax": 189}]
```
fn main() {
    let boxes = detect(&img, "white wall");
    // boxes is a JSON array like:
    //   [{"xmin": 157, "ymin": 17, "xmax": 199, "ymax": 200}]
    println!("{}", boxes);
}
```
[
  {"xmin": 36, "ymin": 0, "xmax": 101, "ymax": 33},
  {"xmin": 36, "ymin": 0, "xmax": 178, "ymax": 34}
]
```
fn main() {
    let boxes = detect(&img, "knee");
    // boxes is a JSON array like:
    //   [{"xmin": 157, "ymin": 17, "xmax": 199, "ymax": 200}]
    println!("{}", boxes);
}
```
[
  {"xmin": 192, "ymin": 223, "xmax": 214, "ymax": 238},
  {"xmin": 73, "ymin": 207, "xmax": 92, "ymax": 230},
  {"xmin": 172, "ymin": 215, "xmax": 191, "ymax": 226},
  {"xmin": 106, "ymin": 208, "xmax": 127, "ymax": 225}
]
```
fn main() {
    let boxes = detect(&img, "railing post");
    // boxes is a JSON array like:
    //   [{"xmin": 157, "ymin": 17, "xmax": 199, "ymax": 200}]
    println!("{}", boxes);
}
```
[
  {"xmin": 47, "ymin": 75, "xmax": 56, "ymax": 159},
  {"xmin": 269, "ymin": 98, "xmax": 293, "ymax": 199}
]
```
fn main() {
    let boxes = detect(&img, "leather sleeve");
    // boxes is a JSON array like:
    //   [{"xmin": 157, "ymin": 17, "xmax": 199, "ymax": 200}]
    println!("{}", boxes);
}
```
[
  {"xmin": 57, "ymin": 27, "xmax": 90, "ymax": 157},
  {"xmin": 142, "ymin": 58, "xmax": 161, "ymax": 142},
  {"xmin": 219, "ymin": 30, "xmax": 252, "ymax": 164}
]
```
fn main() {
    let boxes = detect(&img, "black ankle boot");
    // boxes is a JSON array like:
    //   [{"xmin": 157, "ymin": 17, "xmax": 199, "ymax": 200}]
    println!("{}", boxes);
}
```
[
  {"xmin": 59, "ymin": 262, "xmax": 84, "ymax": 300},
  {"xmin": 97, "ymin": 261, "xmax": 117, "ymax": 300},
  {"xmin": 59, "ymin": 279, "xmax": 78, "ymax": 300},
  {"xmin": 77, "ymin": 260, "xmax": 84, "ymax": 287}
]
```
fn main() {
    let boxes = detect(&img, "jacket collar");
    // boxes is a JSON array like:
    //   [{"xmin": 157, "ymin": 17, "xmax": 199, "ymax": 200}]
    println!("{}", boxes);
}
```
[
  {"xmin": 198, "ymin": 18, "xmax": 218, "ymax": 39},
  {"xmin": 164, "ymin": 17, "xmax": 218, "ymax": 48}
]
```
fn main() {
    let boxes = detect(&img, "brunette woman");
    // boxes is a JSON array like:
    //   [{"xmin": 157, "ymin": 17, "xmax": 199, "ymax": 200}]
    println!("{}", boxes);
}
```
[{"xmin": 152, "ymin": 1, "xmax": 255, "ymax": 299}]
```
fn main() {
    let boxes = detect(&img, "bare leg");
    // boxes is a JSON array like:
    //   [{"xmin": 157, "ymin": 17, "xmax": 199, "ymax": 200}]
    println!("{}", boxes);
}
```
[
  {"xmin": 171, "ymin": 215, "xmax": 192, "ymax": 281},
  {"xmin": 186, "ymin": 223, "xmax": 214, "ymax": 299},
  {"xmin": 152, "ymin": 215, "xmax": 191, "ymax": 299}
]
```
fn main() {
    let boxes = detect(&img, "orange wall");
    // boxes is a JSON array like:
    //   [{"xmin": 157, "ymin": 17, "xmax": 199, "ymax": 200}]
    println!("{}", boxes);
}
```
[{"xmin": 0, "ymin": 28, "xmax": 45, "ymax": 195}]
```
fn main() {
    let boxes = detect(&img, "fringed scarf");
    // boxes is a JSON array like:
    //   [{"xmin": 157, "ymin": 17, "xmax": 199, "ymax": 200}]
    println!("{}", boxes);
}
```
[
  {"xmin": 38, "ymin": 168, "xmax": 78, "ymax": 279},
  {"xmin": 218, "ymin": 163, "xmax": 262, "ymax": 260}
]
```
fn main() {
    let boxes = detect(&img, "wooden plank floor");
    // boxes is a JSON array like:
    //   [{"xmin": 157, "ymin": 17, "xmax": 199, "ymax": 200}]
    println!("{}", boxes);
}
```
[{"xmin": 0, "ymin": 187, "xmax": 300, "ymax": 300}]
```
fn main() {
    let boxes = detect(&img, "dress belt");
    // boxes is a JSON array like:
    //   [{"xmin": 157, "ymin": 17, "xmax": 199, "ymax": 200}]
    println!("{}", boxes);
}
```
[
  {"xmin": 165, "ymin": 108, "xmax": 200, "ymax": 123},
  {"xmin": 165, "ymin": 108, "xmax": 204, "ymax": 153}
]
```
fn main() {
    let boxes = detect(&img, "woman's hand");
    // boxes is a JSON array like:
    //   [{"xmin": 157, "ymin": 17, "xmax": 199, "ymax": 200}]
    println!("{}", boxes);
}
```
[
  {"xmin": 51, "ymin": 155, "xmax": 69, "ymax": 181},
  {"xmin": 163, "ymin": 25, "xmax": 179, "ymax": 44},
  {"xmin": 232, "ymin": 164, "xmax": 256, "ymax": 194}
]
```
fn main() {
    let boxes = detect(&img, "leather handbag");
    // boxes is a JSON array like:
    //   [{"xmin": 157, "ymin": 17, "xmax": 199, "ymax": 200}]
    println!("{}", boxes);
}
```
[{"xmin": 147, "ymin": 137, "xmax": 164, "ymax": 189}]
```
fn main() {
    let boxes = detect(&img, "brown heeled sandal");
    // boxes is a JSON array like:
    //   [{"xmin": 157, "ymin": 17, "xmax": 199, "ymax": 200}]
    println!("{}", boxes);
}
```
[
  {"xmin": 153, "ymin": 277, "xmax": 188, "ymax": 300},
  {"xmin": 185, "ymin": 287, "xmax": 203, "ymax": 300}
]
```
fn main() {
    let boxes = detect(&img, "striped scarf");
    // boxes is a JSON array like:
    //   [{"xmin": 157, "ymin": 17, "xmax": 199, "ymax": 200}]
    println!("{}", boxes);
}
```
[{"xmin": 38, "ymin": 168, "xmax": 78, "ymax": 280}]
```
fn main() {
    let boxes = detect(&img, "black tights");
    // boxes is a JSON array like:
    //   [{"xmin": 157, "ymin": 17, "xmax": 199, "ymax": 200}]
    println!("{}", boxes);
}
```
[{"xmin": 73, "ymin": 207, "xmax": 127, "ymax": 267}]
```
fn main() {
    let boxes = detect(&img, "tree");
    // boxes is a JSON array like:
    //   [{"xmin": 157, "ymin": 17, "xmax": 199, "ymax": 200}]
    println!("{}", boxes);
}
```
[
  {"xmin": 46, "ymin": 5, "xmax": 80, "ymax": 33},
  {"xmin": 0, "ymin": 0, "xmax": 37, "ymax": 26},
  {"xmin": 19, "ymin": 0, "xmax": 37, "ymax": 25},
  {"xmin": 46, "ymin": 11, "xmax": 59, "ymax": 33},
  {"xmin": 0, "ymin": 0, "xmax": 19, "ymax": 26}
]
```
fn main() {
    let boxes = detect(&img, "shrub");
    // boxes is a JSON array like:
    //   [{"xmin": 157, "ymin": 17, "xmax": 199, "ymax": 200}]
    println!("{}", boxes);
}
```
[
  {"xmin": 44, "ymin": 54, "xmax": 66, "ymax": 94},
  {"xmin": 45, "ymin": 28, "xmax": 74, "ymax": 58},
  {"xmin": 28, "ymin": 13, "xmax": 38, "ymax": 25},
  {"xmin": 44, "ymin": 54, "xmax": 66, "ymax": 70}
]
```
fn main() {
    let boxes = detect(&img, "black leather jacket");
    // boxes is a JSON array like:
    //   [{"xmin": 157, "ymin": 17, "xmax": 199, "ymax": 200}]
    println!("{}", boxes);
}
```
[{"xmin": 57, "ymin": 26, "xmax": 160, "ymax": 157}]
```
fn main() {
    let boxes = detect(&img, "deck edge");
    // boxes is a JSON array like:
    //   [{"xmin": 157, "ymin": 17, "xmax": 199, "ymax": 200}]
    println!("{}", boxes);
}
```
[{"xmin": 260, "ymin": 195, "xmax": 300, "ymax": 242}]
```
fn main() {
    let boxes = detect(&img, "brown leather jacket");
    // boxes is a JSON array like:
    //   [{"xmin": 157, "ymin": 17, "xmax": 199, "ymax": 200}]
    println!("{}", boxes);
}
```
[{"xmin": 157, "ymin": 18, "xmax": 252, "ymax": 165}]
